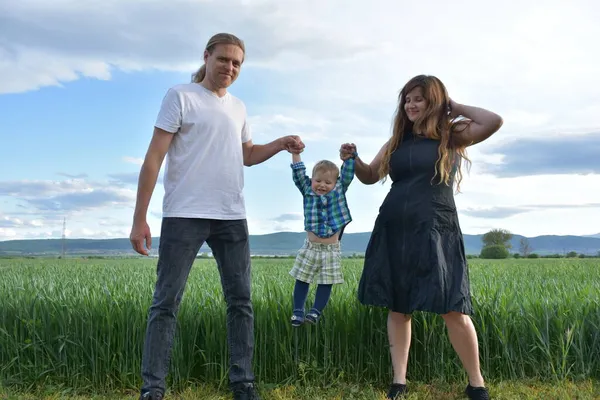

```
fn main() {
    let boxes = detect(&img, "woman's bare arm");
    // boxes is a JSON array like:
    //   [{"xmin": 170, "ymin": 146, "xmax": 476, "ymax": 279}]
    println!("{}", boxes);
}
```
[
  {"xmin": 351, "ymin": 140, "xmax": 389, "ymax": 185},
  {"xmin": 450, "ymin": 100, "xmax": 503, "ymax": 147}
]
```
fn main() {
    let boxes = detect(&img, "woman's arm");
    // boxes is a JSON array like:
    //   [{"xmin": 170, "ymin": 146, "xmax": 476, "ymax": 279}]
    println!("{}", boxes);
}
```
[
  {"xmin": 449, "ymin": 100, "xmax": 503, "ymax": 147},
  {"xmin": 341, "ymin": 140, "xmax": 389, "ymax": 185}
]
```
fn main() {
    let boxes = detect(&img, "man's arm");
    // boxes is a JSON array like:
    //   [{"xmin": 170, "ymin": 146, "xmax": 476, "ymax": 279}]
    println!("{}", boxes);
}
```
[
  {"xmin": 242, "ymin": 139, "xmax": 284, "ymax": 167},
  {"xmin": 133, "ymin": 128, "xmax": 173, "ymax": 222},
  {"xmin": 242, "ymin": 135, "xmax": 304, "ymax": 167},
  {"xmin": 130, "ymin": 87, "xmax": 181, "ymax": 256},
  {"xmin": 130, "ymin": 127, "xmax": 174, "ymax": 255}
]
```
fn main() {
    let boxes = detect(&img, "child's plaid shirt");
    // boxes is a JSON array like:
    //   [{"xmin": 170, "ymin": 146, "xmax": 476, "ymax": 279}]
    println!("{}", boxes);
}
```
[{"xmin": 291, "ymin": 158, "xmax": 355, "ymax": 238}]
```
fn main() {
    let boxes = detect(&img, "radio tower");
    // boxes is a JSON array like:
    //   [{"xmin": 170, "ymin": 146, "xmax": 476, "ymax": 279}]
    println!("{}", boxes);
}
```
[{"xmin": 61, "ymin": 217, "xmax": 66, "ymax": 258}]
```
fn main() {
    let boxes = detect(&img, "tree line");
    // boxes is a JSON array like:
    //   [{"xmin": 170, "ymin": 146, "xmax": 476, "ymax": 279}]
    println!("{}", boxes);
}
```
[{"xmin": 479, "ymin": 228, "xmax": 599, "ymax": 259}]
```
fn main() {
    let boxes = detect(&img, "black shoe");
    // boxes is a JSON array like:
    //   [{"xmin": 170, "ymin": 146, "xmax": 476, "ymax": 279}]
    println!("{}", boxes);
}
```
[
  {"xmin": 465, "ymin": 383, "xmax": 489, "ymax": 400},
  {"xmin": 139, "ymin": 390, "xmax": 163, "ymax": 400},
  {"xmin": 232, "ymin": 382, "xmax": 261, "ymax": 400},
  {"xmin": 387, "ymin": 383, "xmax": 408, "ymax": 399}
]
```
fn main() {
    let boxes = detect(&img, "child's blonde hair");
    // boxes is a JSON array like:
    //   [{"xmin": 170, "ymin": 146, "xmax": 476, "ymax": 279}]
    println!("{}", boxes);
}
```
[{"xmin": 312, "ymin": 160, "xmax": 339, "ymax": 178}]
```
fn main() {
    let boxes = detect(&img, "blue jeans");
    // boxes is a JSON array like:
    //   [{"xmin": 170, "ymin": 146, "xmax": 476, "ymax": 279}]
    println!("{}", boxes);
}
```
[{"xmin": 140, "ymin": 217, "xmax": 255, "ymax": 395}]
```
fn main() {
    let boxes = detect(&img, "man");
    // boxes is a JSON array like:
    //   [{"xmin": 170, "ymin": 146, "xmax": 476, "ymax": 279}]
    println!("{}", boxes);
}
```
[{"xmin": 130, "ymin": 33, "xmax": 304, "ymax": 400}]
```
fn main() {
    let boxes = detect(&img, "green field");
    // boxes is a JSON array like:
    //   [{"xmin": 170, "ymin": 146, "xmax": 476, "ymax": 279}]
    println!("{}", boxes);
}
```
[{"xmin": 1, "ymin": 258, "xmax": 599, "ymax": 399}]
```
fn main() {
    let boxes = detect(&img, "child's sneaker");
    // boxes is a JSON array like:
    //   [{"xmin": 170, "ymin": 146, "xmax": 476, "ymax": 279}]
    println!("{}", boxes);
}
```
[
  {"xmin": 290, "ymin": 308, "xmax": 304, "ymax": 327},
  {"xmin": 305, "ymin": 308, "xmax": 321, "ymax": 324}
]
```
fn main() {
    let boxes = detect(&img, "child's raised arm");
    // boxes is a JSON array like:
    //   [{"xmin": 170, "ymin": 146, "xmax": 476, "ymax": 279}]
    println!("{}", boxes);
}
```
[
  {"xmin": 340, "ymin": 156, "xmax": 355, "ymax": 193},
  {"xmin": 292, "ymin": 153, "xmax": 301, "ymax": 164},
  {"xmin": 291, "ymin": 152, "xmax": 311, "ymax": 195}
]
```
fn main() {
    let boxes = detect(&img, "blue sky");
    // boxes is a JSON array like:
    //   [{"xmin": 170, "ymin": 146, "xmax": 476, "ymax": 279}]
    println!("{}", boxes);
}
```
[{"xmin": 1, "ymin": 0, "xmax": 599, "ymax": 241}]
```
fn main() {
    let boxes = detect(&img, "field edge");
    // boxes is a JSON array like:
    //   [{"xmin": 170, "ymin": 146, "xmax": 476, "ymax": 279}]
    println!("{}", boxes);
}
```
[{"xmin": 1, "ymin": 379, "xmax": 599, "ymax": 400}]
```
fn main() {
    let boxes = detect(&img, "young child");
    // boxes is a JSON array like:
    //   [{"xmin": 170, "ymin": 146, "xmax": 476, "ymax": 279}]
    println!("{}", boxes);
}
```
[{"xmin": 288, "ymin": 150, "xmax": 355, "ymax": 326}]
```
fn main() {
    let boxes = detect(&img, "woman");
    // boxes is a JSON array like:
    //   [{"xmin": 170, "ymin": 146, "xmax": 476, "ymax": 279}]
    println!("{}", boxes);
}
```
[{"xmin": 340, "ymin": 75, "xmax": 502, "ymax": 400}]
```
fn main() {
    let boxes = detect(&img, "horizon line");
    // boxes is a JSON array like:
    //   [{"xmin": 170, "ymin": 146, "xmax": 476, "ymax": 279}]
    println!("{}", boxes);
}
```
[{"xmin": 1, "ymin": 230, "xmax": 599, "ymax": 243}]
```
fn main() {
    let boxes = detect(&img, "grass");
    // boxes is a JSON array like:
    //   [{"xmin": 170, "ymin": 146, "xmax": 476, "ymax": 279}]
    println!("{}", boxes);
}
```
[
  {"xmin": 2, "ymin": 380, "xmax": 599, "ymax": 399},
  {"xmin": 0, "ymin": 257, "xmax": 599, "ymax": 398}
]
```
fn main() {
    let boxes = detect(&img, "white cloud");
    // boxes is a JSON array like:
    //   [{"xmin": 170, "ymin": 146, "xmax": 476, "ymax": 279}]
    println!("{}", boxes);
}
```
[
  {"xmin": 123, "ymin": 156, "xmax": 144, "ymax": 166},
  {"xmin": 0, "ymin": 214, "xmax": 44, "ymax": 228},
  {"xmin": 0, "ymin": 0, "xmax": 375, "ymax": 94},
  {"xmin": 271, "ymin": 212, "xmax": 303, "ymax": 223},
  {"xmin": 245, "ymin": 216, "xmax": 284, "ymax": 235},
  {"xmin": 0, "ymin": 178, "xmax": 135, "ymax": 208},
  {"xmin": 0, "ymin": 45, "xmax": 113, "ymax": 94},
  {"xmin": 2, "ymin": 0, "xmax": 600, "ymax": 239},
  {"xmin": 0, "ymin": 228, "xmax": 17, "ymax": 240},
  {"xmin": 452, "ymin": 171, "xmax": 600, "ymax": 236},
  {"xmin": 501, "ymin": 111, "xmax": 552, "ymax": 130},
  {"xmin": 0, "ymin": 176, "xmax": 147, "ymax": 240},
  {"xmin": 248, "ymin": 113, "xmax": 332, "ymax": 143},
  {"xmin": 4, "ymin": 0, "xmax": 599, "ymax": 141},
  {"xmin": 0, "ymin": 179, "xmax": 92, "ymax": 197},
  {"xmin": 76, "ymin": 227, "xmax": 131, "ymax": 239},
  {"xmin": 0, "ymin": 212, "xmax": 140, "ymax": 241}
]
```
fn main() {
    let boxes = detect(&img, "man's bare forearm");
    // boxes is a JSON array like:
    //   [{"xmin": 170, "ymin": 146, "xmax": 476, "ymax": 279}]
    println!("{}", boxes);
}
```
[
  {"xmin": 245, "ymin": 139, "xmax": 284, "ymax": 166},
  {"xmin": 133, "ymin": 162, "xmax": 161, "ymax": 223}
]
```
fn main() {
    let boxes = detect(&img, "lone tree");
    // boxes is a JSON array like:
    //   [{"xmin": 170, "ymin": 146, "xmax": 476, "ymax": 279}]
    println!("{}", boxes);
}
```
[
  {"xmin": 519, "ymin": 237, "xmax": 533, "ymax": 257},
  {"xmin": 482, "ymin": 228, "xmax": 513, "ymax": 249},
  {"xmin": 480, "ymin": 245, "xmax": 510, "ymax": 259},
  {"xmin": 480, "ymin": 228, "xmax": 513, "ymax": 259}
]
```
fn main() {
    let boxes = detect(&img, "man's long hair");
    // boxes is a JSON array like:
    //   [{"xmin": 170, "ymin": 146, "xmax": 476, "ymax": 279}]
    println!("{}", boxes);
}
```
[{"xmin": 191, "ymin": 33, "xmax": 245, "ymax": 83}]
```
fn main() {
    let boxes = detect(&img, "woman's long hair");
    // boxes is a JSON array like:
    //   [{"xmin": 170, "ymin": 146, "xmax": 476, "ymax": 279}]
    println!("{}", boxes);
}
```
[{"xmin": 378, "ymin": 75, "xmax": 471, "ymax": 192}]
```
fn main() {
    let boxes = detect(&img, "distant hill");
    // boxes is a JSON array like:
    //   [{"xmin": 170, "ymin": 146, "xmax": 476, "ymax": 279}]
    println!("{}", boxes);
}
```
[{"xmin": 1, "ymin": 231, "xmax": 600, "ymax": 257}]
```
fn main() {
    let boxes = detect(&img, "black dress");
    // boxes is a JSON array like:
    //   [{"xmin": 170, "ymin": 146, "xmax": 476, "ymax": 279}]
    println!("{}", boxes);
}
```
[{"xmin": 357, "ymin": 131, "xmax": 473, "ymax": 315}]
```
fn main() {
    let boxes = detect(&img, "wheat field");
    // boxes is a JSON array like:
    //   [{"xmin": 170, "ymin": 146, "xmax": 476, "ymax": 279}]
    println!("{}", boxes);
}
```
[{"xmin": 0, "ymin": 257, "xmax": 598, "ymax": 394}]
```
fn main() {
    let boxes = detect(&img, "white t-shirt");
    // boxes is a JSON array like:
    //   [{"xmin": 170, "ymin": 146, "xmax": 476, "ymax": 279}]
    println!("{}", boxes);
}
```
[{"xmin": 154, "ymin": 83, "xmax": 251, "ymax": 220}]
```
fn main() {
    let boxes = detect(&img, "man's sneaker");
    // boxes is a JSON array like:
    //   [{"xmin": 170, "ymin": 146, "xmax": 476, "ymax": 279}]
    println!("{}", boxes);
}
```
[
  {"xmin": 139, "ymin": 390, "xmax": 163, "ymax": 400},
  {"xmin": 465, "ymin": 384, "xmax": 489, "ymax": 400},
  {"xmin": 232, "ymin": 382, "xmax": 261, "ymax": 400},
  {"xmin": 386, "ymin": 383, "xmax": 408, "ymax": 399}
]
